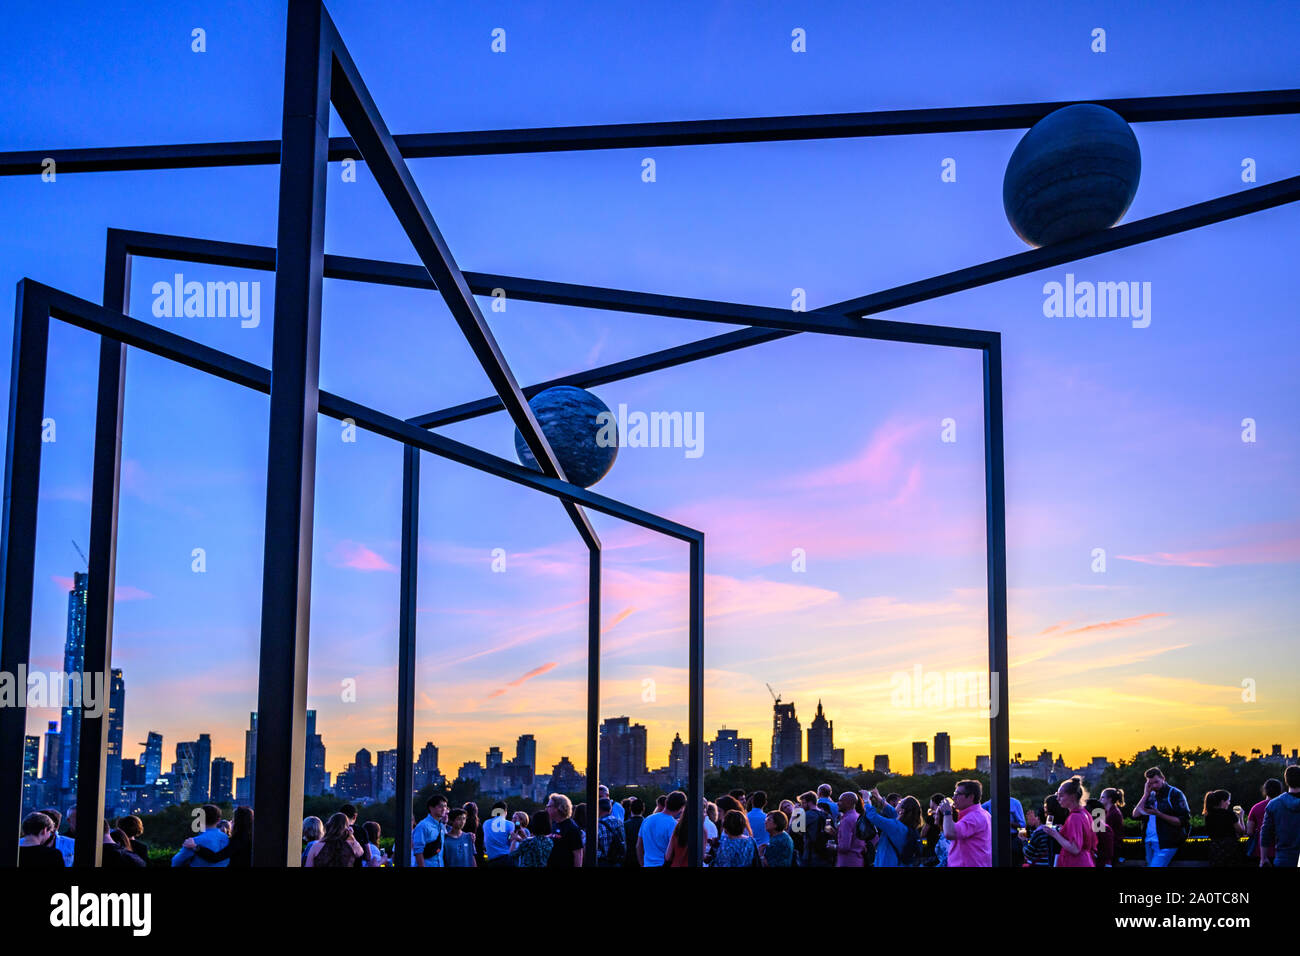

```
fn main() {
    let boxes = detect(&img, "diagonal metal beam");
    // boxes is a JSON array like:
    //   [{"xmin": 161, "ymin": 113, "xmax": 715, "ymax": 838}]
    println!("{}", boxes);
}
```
[{"xmin": 1, "ymin": 89, "xmax": 1297, "ymax": 176}]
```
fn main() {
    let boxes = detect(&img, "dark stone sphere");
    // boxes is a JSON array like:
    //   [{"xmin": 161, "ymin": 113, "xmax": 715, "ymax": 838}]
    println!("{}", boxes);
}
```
[
  {"xmin": 513, "ymin": 386, "xmax": 618, "ymax": 488},
  {"xmin": 1002, "ymin": 104, "xmax": 1141, "ymax": 248}
]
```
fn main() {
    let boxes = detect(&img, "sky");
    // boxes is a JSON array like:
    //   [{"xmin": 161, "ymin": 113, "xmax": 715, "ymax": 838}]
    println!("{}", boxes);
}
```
[{"xmin": 1, "ymin": 0, "xmax": 1297, "ymax": 784}]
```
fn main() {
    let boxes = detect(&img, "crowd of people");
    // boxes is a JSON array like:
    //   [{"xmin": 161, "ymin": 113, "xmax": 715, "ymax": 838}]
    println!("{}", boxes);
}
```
[{"xmin": 16, "ymin": 763, "xmax": 1300, "ymax": 868}]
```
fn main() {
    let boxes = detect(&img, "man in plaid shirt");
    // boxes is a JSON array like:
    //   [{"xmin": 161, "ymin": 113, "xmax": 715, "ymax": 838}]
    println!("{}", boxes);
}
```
[{"xmin": 596, "ymin": 798, "xmax": 626, "ymax": 867}]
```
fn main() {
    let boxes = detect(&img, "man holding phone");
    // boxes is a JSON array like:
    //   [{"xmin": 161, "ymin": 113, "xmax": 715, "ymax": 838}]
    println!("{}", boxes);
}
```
[{"xmin": 1131, "ymin": 767, "xmax": 1189, "ymax": 867}]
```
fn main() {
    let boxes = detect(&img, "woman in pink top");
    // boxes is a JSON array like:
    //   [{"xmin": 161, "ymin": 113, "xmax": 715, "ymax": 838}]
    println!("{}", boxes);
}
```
[
  {"xmin": 1047, "ymin": 776, "xmax": 1098, "ymax": 867},
  {"xmin": 835, "ymin": 791, "xmax": 867, "ymax": 867}
]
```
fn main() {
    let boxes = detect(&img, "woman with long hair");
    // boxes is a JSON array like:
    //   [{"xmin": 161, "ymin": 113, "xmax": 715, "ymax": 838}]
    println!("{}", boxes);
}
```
[
  {"xmin": 1046, "ymin": 776, "xmax": 1097, "ymax": 866},
  {"xmin": 860, "ymin": 788, "xmax": 923, "ymax": 867},
  {"xmin": 510, "ymin": 811, "xmax": 554, "ymax": 868},
  {"xmin": 462, "ymin": 801, "xmax": 485, "ymax": 866},
  {"xmin": 301, "ymin": 816, "xmax": 324, "ymax": 866},
  {"xmin": 1202, "ymin": 789, "xmax": 1246, "ymax": 867},
  {"xmin": 923, "ymin": 793, "xmax": 949, "ymax": 866},
  {"xmin": 305, "ymin": 812, "xmax": 363, "ymax": 867},
  {"xmin": 1099, "ymin": 788, "xmax": 1126, "ymax": 866}
]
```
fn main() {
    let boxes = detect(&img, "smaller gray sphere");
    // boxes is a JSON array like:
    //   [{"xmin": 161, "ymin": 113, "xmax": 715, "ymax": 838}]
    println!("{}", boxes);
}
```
[
  {"xmin": 513, "ymin": 386, "xmax": 618, "ymax": 488},
  {"xmin": 1003, "ymin": 103, "xmax": 1141, "ymax": 248}
]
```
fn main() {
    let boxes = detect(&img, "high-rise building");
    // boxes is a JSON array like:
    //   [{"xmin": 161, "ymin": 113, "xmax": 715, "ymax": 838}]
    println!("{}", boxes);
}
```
[
  {"xmin": 771, "ymin": 700, "xmax": 801, "ymax": 770},
  {"xmin": 105, "ymin": 669, "xmax": 125, "ymax": 815},
  {"xmin": 41, "ymin": 721, "xmax": 61, "ymax": 806},
  {"xmin": 210, "ymin": 757, "xmax": 234, "ymax": 802},
  {"xmin": 874, "ymin": 754, "xmax": 890, "ymax": 773},
  {"xmin": 141, "ymin": 731, "xmax": 163, "ymax": 785},
  {"xmin": 667, "ymin": 734, "xmax": 688, "ymax": 786},
  {"xmin": 599, "ymin": 717, "xmax": 648, "ymax": 786},
  {"xmin": 515, "ymin": 734, "xmax": 536, "ymax": 771},
  {"xmin": 486, "ymin": 746, "xmax": 504, "ymax": 770},
  {"xmin": 912, "ymin": 741, "xmax": 928, "ymax": 775},
  {"xmin": 934, "ymin": 732, "xmax": 951, "ymax": 774},
  {"xmin": 415, "ymin": 742, "xmax": 440, "ymax": 789},
  {"xmin": 375, "ymin": 749, "xmax": 398, "ymax": 801},
  {"xmin": 192, "ymin": 733, "xmax": 212, "ymax": 804},
  {"xmin": 710, "ymin": 728, "xmax": 752, "ymax": 769},
  {"xmin": 807, "ymin": 700, "xmax": 834, "ymax": 769},
  {"xmin": 173, "ymin": 740, "xmax": 196, "ymax": 803},
  {"xmin": 238, "ymin": 712, "xmax": 257, "ymax": 804},
  {"xmin": 305, "ymin": 710, "xmax": 327, "ymax": 796},
  {"xmin": 22, "ymin": 735, "xmax": 40, "ymax": 813},
  {"xmin": 550, "ymin": 756, "xmax": 584, "ymax": 794},
  {"xmin": 975, "ymin": 755, "xmax": 990, "ymax": 773},
  {"xmin": 58, "ymin": 572, "xmax": 90, "ymax": 796}
]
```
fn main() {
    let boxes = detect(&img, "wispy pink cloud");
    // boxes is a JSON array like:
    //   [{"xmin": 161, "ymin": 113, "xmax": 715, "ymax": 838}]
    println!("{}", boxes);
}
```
[
  {"xmin": 51, "ymin": 575, "xmax": 153, "ymax": 601},
  {"xmin": 1117, "ymin": 539, "xmax": 1300, "ymax": 567},
  {"xmin": 488, "ymin": 662, "xmax": 558, "ymax": 698},
  {"xmin": 328, "ymin": 540, "xmax": 397, "ymax": 572}
]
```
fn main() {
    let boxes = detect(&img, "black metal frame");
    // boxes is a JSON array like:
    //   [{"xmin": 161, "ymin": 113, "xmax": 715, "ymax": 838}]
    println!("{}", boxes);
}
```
[{"xmin": 0, "ymin": 0, "xmax": 1295, "ymax": 867}]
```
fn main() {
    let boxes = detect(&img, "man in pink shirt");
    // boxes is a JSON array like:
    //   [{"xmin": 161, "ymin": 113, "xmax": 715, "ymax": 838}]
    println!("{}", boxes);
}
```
[{"xmin": 939, "ymin": 779, "xmax": 992, "ymax": 867}]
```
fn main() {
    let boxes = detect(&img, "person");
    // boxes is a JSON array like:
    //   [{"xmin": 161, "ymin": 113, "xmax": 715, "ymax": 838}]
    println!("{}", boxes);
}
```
[
  {"xmin": 638, "ymin": 790, "xmax": 685, "ymax": 867},
  {"xmin": 622, "ymin": 796, "xmax": 644, "ymax": 868},
  {"xmin": 1099, "ymin": 788, "xmax": 1126, "ymax": 866},
  {"xmin": 747, "ymin": 790, "xmax": 770, "ymax": 850},
  {"xmin": 1131, "ymin": 767, "xmax": 1190, "ymax": 867},
  {"xmin": 596, "ymin": 797, "xmax": 626, "ymax": 867},
  {"xmin": 185, "ymin": 805, "xmax": 253, "ymax": 867},
  {"xmin": 546, "ymin": 793, "xmax": 584, "ymax": 868},
  {"xmin": 412, "ymin": 794, "xmax": 449, "ymax": 867},
  {"xmin": 834, "ymin": 791, "xmax": 867, "ymax": 867},
  {"xmin": 117, "ymin": 815, "xmax": 150, "ymax": 861},
  {"xmin": 816, "ymin": 784, "xmax": 839, "ymax": 827},
  {"xmin": 1247, "ymin": 778, "xmax": 1282, "ymax": 865},
  {"xmin": 483, "ymin": 799, "xmax": 516, "ymax": 868},
  {"xmin": 982, "ymin": 794, "xmax": 1026, "ymax": 867},
  {"xmin": 302, "ymin": 816, "xmax": 324, "ymax": 866},
  {"xmin": 462, "ymin": 802, "xmax": 485, "ymax": 866},
  {"xmin": 18, "ymin": 812, "xmax": 64, "ymax": 868},
  {"xmin": 442, "ymin": 809, "xmax": 477, "ymax": 867},
  {"xmin": 510, "ymin": 811, "xmax": 553, "ymax": 867},
  {"xmin": 573, "ymin": 802, "xmax": 588, "ymax": 848},
  {"xmin": 1044, "ymin": 776, "xmax": 1096, "ymax": 867},
  {"xmin": 664, "ymin": 812, "xmax": 691, "ymax": 867},
  {"xmin": 1260, "ymin": 764, "xmax": 1300, "ymax": 868},
  {"xmin": 704, "ymin": 801, "xmax": 720, "ymax": 849},
  {"xmin": 1201, "ymin": 789, "xmax": 1245, "ymax": 867},
  {"xmin": 796, "ymin": 791, "xmax": 833, "ymax": 867},
  {"xmin": 923, "ymin": 794, "xmax": 949, "ymax": 866},
  {"xmin": 171, "ymin": 805, "xmax": 230, "ymax": 867},
  {"xmin": 713, "ymin": 809, "xmax": 760, "ymax": 867},
  {"xmin": 362, "ymin": 822, "xmax": 388, "ymax": 867},
  {"xmin": 654, "ymin": 795, "xmax": 668, "ymax": 815},
  {"xmin": 40, "ymin": 808, "xmax": 75, "ymax": 867},
  {"xmin": 762, "ymin": 810, "xmax": 796, "ymax": 867},
  {"xmin": 598, "ymin": 785, "xmax": 624, "ymax": 824},
  {"xmin": 940, "ymin": 779, "xmax": 991, "ymax": 867},
  {"xmin": 1023, "ymin": 803, "xmax": 1055, "ymax": 867},
  {"xmin": 860, "ymin": 788, "xmax": 923, "ymax": 867},
  {"xmin": 340, "ymin": 805, "xmax": 370, "ymax": 867},
  {"xmin": 101, "ymin": 821, "xmax": 146, "ymax": 868},
  {"xmin": 306, "ymin": 812, "xmax": 363, "ymax": 867}
]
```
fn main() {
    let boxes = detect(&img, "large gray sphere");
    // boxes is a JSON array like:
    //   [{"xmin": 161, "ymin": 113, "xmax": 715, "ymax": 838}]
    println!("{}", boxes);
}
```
[
  {"xmin": 1003, "ymin": 104, "xmax": 1141, "ymax": 248},
  {"xmin": 513, "ymin": 386, "xmax": 618, "ymax": 488}
]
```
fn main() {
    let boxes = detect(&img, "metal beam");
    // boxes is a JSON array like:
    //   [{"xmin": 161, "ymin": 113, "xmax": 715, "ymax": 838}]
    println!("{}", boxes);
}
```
[
  {"xmin": 0, "ymin": 282, "xmax": 50, "ymax": 866},
  {"xmin": 687, "ymin": 537, "xmax": 705, "ymax": 867},
  {"xmin": 2, "ymin": 89, "xmax": 1297, "ymax": 176},
  {"xmin": 394, "ymin": 445, "xmax": 419, "ymax": 868},
  {"xmin": 584, "ymin": 547, "xmax": 600, "ymax": 865},
  {"xmin": 251, "ymin": 0, "xmax": 331, "ymax": 866},
  {"xmin": 984, "ymin": 337, "xmax": 1011, "ymax": 867},
  {"xmin": 73, "ymin": 231, "xmax": 131, "ymax": 867}
]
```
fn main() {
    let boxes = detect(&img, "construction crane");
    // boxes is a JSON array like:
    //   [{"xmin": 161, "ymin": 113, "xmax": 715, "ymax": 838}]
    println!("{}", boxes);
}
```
[
  {"xmin": 71, "ymin": 539, "xmax": 88, "ymax": 569},
  {"xmin": 766, "ymin": 682, "xmax": 782, "ymax": 705}
]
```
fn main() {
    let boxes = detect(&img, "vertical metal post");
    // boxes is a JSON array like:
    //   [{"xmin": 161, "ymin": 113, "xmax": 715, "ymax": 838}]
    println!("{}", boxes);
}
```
[
  {"xmin": 0, "ymin": 282, "xmax": 50, "ymax": 866},
  {"xmin": 983, "ymin": 336, "xmax": 1011, "ymax": 867},
  {"xmin": 74, "ymin": 237, "xmax": 131, "ymax": 866},
  {"xmin": 252, "ymin": 0, "xmax": 331, "ymax": 866},
  {"xmin": 395, "ymin": 445, "xmax": 419, "ymax": 867},
  {"xmin": 584, "ymin": 544, "xmax": 600, "ymax": 865},
  {"xmin": 687, "ymin": 536, "xmax": 705, "ymax": 866}
]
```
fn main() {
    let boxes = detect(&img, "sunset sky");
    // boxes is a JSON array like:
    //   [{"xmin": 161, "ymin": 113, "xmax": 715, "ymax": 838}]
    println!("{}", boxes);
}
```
[{"xmin": 1, "ymin": 0, "xmax": 1297, "ymax": 784}]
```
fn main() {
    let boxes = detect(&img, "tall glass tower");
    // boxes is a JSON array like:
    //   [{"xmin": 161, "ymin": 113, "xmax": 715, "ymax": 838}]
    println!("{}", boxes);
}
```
[
  {"xmin": 58, "ymin": 572, "xmax": 89, "ymax": 796},
  {"xmin": 105, "ymin": 668, "xmax": 125, "ymax": 814}
]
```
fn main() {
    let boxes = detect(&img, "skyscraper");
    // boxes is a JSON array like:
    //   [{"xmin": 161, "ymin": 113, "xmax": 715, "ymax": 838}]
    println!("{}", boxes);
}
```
[
  {"xmin": 667, "ymin": 733, "xmax": 688, "ymax": 786},
  {"xmin": 874, "ymin": 754, "xmax": 890, "ymax": 773},
  {"xmin": 105, "ymin": 668, "xmax": 124, "ymax": 815},
  {"xmin": 22, "ymin": 735, "xmax": 39, "ymax": 813},
  {"xmin": 515, "ymin": 734, "xmax": 536, "ymax": 771},
  {"xmin": 174, "ymin": 741, "xmax": 197, "ymax": 803},
  {"xmin": 305, "ymin": 710, "xmax": 326, "ymax": 796},
  {"xmin": 807, "ymin": 700, "xmax": 834, "ymax": 769},
  {"xmin": 41, "ymin": 721, "xmax": 61, "ymax": 806},
  {"xmin": 239, "ymin": 712, "xmax": 257, "ymax": 804},
  {"xmin": 375, "ymin": 749, "xmax": 398, "ymax": 801},
  {"xmin": 415, "ymin": 742, "xmax": 440, "ymax": 789},
  {"xmin": 210, "ymin": 757, "xmax": 234, "ymax": 802},
  {"xmin": 192, "ymin": 733, "xmax": 212, "ymax": 804},
  {"xmin": 771, "ymin": 700, "xmax": 801, "ymax": 770},
  {"xmin": 58, "ymin": 572, "xmax": 89, "ymax": 796},
  {"xmin": 141, "ymin": 731, "xmax": 163, "ymax": 785},
  {"xmin": 599, "ymin": 716, "xmax": 648, "ymax": 786},
  {"xmin": 912, "ymin": 741, "xmax": 928, "ymax": 775},
  {"xmin": 933, "ymin": 732, "xmax": 951, "ymax": 774},
  {"xmin": 710, "ymin": 727, "xmax": 752, "ymax": 769}
]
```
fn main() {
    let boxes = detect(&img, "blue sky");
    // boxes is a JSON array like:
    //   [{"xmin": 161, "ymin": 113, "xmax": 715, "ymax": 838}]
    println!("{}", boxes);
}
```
[{"xmin": 1, "ymin": 0, "xmax": 1297, "ymax": 780}]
